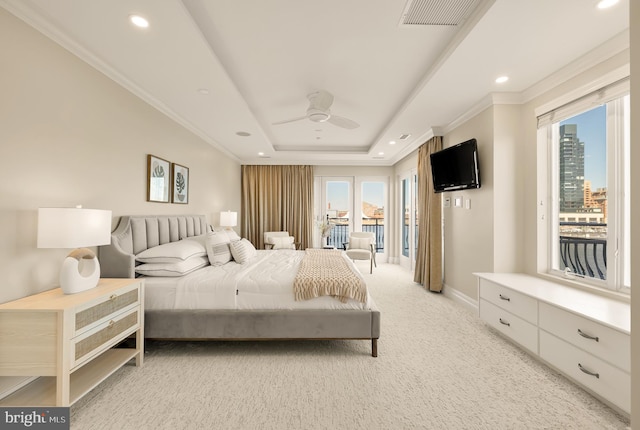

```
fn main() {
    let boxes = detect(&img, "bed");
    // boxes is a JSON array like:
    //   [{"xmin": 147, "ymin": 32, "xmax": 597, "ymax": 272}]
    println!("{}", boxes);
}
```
[{"xmin": 98, "ymin": 215, "xmax": 380, "ymax": 356}]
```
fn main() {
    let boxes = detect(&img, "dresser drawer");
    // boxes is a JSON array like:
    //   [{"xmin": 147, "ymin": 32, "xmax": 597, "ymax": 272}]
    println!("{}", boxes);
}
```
[
  {"xmin": 540, "ymin": 331, "xmax": 629, "ymax": 414},
  {"xmin": 539, "ymin": 302, "xmax": 630, "ymax": 372},
  {"xmin": 74, "ymin": 283, "xmax": 141, "ymax": 336},
  {"xmin": 479, "ymin": 279, "xmax": 538, "ymax": 324},
  {"xmin": 71, "ymin": 307, "xmax": 140, "ymax": 369},
  {"xmin": 479, "ymin": 299, "xmax": 538, "ymax": 354}
]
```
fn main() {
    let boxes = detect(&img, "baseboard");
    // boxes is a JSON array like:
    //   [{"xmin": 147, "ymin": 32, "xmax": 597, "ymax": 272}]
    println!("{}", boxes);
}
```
[
  {"xmin": 442, "ymin": 283, "xmax": 478, "ymax": 314},
  {"xmin": 0, "ymin": 376, "xmax": 37, "ymax": 400}
]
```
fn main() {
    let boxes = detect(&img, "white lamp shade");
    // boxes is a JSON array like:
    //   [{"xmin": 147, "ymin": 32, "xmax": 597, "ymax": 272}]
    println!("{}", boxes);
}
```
[
  {"xmin": 219, "ymin": 211, "xmax": 237, "ymax": 227},
  {"xmin": 38, "ymin": 208, "xmax": 112, "ymax": 249},
  {"xmin": 37, "ymin": 207, "xmax": 112, "ymax": 294}
]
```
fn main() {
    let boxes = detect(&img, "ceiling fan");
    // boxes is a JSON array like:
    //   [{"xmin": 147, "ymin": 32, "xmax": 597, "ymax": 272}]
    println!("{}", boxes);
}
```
[{"xmin": 272, "ymin": 90, "xmax": 359, "ymax": 129}]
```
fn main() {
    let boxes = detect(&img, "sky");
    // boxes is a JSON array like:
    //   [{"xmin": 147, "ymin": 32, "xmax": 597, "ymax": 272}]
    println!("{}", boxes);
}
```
[
  {"xmin": 560, "ymin": 105, "xmax": 607, "ymax": 190},
  {"xmin": 326, "ymin": 181, "xmax": 384, "ymax": 211}
]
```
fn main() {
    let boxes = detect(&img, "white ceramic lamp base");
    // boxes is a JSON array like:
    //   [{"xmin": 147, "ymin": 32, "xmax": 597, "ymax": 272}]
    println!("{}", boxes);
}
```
[{"xmin": 60, "ymin": 248, "xmax": 101, "ymax": 294}]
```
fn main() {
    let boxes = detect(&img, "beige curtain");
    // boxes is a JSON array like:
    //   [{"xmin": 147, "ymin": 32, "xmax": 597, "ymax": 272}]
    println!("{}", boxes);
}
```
[
  {"xmin": 241, "ymin": 165, "xmax": 314, "ymax": 249},
  {"xmin": 414, "ymin": 137, "xmax": 443, "ymax": 292}
]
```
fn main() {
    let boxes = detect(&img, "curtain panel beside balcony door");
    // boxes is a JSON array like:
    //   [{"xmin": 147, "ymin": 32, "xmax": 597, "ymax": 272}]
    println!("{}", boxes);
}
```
[
  {"xmin": 241, "ymin": 165, "xmax": 314, "ymax": 249},
  {"xmin": 414, "ymin": 137, "xmax": 443, "ymax": 292}
]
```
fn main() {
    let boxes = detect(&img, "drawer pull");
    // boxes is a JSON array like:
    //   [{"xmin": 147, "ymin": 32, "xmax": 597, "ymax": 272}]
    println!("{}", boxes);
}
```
[
  {"xmin": 108, "ymin": 320, "xmax": 115, "ymax": 328},
  {"xmin": 499, "ymin": 318, "xmax": 510, "ymax": 327},
  {"xmin": 109, "ymin": 294, "xmax": 118, "ymax": 301},
  {"xmin": 577, "ymin": 329, "xmax": 599, "ymax": 342},
  {"xmin": 499, "ymin": 294, "xmax": 510, "ymax": 302},
  {"xmin": 578, "ymin": 363, "xmax": 600, "ymax": 379}
]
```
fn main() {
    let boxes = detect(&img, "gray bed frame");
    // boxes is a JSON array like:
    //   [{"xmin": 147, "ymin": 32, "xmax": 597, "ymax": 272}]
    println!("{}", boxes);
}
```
[{"xmin": 98, "ymin": 215, "xmax": 380, "ymax": 357}]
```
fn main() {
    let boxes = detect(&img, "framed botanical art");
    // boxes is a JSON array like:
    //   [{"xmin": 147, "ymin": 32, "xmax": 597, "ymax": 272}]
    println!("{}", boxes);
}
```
[
  {"xmin": 147, "ymin": 154, "xmax": 171, "ymax": 203},
  {"xmin": 172, "ymin": 163, "xmax": 189, "ymax": 204}
]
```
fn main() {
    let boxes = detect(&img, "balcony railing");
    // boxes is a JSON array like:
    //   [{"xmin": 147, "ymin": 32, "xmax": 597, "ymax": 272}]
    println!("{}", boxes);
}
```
[
  {"xmin": 326, "ymin": 218, "xmax": 384, "ymax": 252},
  {"xmin": 558, "ymin": 222, "xmax": 607, "ymax": 280}
]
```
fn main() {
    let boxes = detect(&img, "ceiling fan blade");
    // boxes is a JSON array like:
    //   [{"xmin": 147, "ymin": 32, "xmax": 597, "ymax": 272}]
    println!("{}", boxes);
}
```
[
  {"xmin": 327, "ymin": 115, "xmax": 359, "ymax": 129},
  {"xmin": 272, "ymin": 115, "xmax": 308, "ymax": 126}
]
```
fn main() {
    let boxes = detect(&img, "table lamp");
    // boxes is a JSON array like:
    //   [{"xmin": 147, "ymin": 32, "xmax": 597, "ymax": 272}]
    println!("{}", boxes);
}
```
[
  {"xmin": 219, "ymin": 210, "xmax": 237, "ymax": 231},
  {"xmin": 37, "ymin": 207, "xmax": 112, "ymax": 294}
]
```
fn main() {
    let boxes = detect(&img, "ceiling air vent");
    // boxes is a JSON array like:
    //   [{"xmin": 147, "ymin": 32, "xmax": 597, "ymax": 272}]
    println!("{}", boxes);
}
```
[{"xmin": 399, "ymin": 0, "xmax": 480, "ymax": 26}]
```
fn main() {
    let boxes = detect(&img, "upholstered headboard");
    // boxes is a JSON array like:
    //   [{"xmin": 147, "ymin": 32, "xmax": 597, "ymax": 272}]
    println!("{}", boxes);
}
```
[{"xmin": 98, "ymin": 215, "xmax": 208, "ymax": 278}]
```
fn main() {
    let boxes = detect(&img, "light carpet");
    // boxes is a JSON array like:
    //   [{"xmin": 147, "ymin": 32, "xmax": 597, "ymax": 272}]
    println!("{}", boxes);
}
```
[{"xmin": 70, "ymin": 263, "xmax": 630, "ymax": 429}]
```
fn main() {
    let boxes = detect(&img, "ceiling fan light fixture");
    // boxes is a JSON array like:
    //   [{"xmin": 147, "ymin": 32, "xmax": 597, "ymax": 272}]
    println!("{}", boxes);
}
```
[{"xmin": 307, "ymin": 109, "xmax": 330, "ymax": 123}]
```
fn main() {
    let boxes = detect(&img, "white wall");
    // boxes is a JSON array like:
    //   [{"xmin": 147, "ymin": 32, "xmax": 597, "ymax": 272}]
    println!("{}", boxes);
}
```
[
  {"xmin": 0, "ymin": 9, "xmax": 241, "ymax": 304},
  {"xmin": 629, "ymin": 1, "xmax": 639, "ymax": 424},
  {"xmin": 442, "ymin": 107, "xmax": 496, "ymax": 300}
]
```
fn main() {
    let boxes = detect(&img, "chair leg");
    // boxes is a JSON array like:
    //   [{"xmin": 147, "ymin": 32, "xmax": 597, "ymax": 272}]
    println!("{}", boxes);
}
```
[{"xmin": 370, "ymin": 256, "xmax": 373, "ymax": 274}]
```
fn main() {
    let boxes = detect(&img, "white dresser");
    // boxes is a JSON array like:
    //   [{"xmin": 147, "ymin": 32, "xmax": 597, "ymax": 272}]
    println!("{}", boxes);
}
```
[{"xmin": 475, "ymin": 273, "xmax": 630, "ymax": 415}]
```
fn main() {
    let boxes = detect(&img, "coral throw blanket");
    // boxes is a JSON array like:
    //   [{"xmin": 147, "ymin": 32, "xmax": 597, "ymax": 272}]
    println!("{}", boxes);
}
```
[{"xmin": 294, "ymin": 249, "xmax": 367, "ymax": 303}]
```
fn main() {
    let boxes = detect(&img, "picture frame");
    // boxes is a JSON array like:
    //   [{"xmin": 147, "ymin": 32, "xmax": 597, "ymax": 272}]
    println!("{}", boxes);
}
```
[
  {"xmin": 147, "ymin": 154, "xmax": 171, "ymax": 203},
  {"xmin": 171, "ymin": 163, "xmax": 189, "ymax": 204}
]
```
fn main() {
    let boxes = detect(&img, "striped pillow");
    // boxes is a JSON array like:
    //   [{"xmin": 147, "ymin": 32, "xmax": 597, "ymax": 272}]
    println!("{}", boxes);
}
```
[
  {"xmin": 229, "ymin": 238, "xmax": 257, "ymax": 264},
  {"xmin": 205, "ymin": 231, "xmax": 232, "ymax": 266}
]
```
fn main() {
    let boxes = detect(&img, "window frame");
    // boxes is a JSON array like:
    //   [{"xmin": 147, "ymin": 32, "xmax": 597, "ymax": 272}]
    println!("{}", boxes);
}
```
[{"xmin": 538, "ymin": 86, "xmax": 630, "ymax": 294}]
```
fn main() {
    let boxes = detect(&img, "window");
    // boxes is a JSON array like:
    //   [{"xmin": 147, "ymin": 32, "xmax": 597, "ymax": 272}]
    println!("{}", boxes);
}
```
[
  {"xmin": 322, "ymin": 178, "xmax": 352, "ymax": 248},
  {"xmin": 317, "ymin": 176, "xmax": 388, "ymax": 256},
  {"xmin": 399, "ymin": 169, "xmax": 417, "ymax": 269},
  {"xmin": 538, "ymin": 81, "xmax": 629, "ymax": 292},
  {"xmin": 359, "ymin": 180, "xmax": 386, "ymax": 253}
]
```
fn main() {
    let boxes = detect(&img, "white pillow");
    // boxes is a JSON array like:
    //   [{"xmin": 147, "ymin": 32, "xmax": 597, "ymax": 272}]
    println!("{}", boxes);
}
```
[
  {"xmin": 205, "ymin": 231, "xmax": 232, "ymax": 266},
  {"xmin": 224, "ymin": 229, "xmax": 241, "ymax": 242},
  {"xmin": 135, "ymin": 256, "xmax": 209, "ymax": 277},
  {"xmin": 349, "ymin": 237, "xmax": 372, "ymax": 250},
  {"xmin": 271, "ymin": 236, "xmax": 294, "ymax": 250},
  {"xmin": 212, "ymin": 226, "xmax": 241, "ymax": 242},
  {"xmin": 229, "ymin": 238, "xmax": 257, "ymax": 264},
  {"xmin": 136, "ymin": 239, "xmax": 206, "ymax": 263}
]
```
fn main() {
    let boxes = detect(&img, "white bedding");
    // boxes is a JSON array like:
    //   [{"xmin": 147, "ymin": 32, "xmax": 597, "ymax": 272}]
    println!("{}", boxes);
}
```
[{"xmin": 142, "ymin": 249, "xmax": 372, "ymax": 311}]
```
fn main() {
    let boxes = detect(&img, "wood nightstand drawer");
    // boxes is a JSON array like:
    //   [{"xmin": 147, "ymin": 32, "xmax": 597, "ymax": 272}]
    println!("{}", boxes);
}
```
[
  {"xmin": 72, "ymin": 307, "xmax": 140, "ymax": 369},
  {"xmin": 75, "ymin": 283, "xmax": 140, "ymax": 335}
]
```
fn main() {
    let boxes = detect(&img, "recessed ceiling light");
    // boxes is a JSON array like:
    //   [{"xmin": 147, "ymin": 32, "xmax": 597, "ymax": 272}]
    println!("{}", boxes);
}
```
[
  {"xmin": 389, "ymin": 141, "xmax": 396, "ymax": 145},
  {"xmin": 258, "ymin": 152, "xmax": 264, "ymax": 156},
  {"xmin": 197, "ymin": 88, "xmax": 210, "ymax": 95},
  {"xmin": 236, "ymin": 131, "xmax": 251, "ymax": 137},
  {"xmin": 378, "ymin": 152, "xmax": 384, "ymax": 156},
  {"xmin": 495, "ymin": 76, "xmax": 509, "ymax": 84},
  {"xmin": 129, "ymin": 14, "xmax": 149, "ymax": 28},
  {"xmin": 597, "ymin": 0, "xmax": 619, "ymax": 9}
]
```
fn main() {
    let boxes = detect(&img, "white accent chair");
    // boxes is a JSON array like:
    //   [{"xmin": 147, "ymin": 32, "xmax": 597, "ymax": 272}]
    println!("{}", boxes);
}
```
[
  {"xmin": 344, "ymin": 232, "xmax": 377, "ymax": 274},
  {"xmin": 264, "ymin": 231, "xmax": 298, "ymax": 250}
]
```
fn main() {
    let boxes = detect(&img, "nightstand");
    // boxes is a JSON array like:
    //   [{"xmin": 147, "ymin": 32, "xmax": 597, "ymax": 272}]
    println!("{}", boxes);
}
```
[{"xmin": 0, "ymin": 278, "xmax": 144, "ymax": 406}]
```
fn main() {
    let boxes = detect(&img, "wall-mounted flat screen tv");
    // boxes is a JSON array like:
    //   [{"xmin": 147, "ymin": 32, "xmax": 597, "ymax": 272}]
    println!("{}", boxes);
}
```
[{"xmin": 430, "ymin": 138, "xmax": 481, "ymax": 193}]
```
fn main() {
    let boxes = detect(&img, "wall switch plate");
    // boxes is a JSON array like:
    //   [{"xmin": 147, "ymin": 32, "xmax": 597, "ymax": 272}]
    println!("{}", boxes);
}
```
[
  {"xmin": 454, "ymin": 197, "xmax": 462, "ymax": 208},
  {"xmin": 444, "ymin": 197, "xmax": 451, "ymax": 207},
  {"xmin": 465, "ymin": 198, "xmax": 471, "ymax": 209}
]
